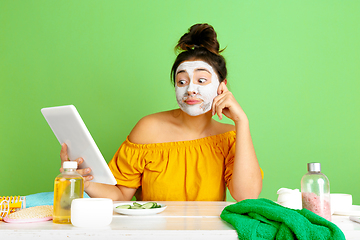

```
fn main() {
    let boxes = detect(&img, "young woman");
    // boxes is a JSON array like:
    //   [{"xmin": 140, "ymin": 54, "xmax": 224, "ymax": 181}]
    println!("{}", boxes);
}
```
[{"xmin": 60, "ymin": 23, "xmax": 262, "ymax": 202}]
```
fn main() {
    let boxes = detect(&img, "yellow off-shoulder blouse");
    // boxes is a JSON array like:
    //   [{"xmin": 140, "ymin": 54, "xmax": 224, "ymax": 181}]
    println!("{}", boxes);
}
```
[{"xmin": 108, "ymin": 131, "xmax": 236, "ymax": 201}]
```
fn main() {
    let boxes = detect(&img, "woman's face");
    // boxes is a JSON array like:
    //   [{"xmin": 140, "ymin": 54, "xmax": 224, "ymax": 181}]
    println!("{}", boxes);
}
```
[{"xmin": 175, "ymin": 60, "xmax": 220, "ymax": 116}]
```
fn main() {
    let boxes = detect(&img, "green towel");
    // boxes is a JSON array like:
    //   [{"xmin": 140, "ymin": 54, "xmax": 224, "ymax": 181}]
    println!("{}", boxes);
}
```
[{"xmin": 220, "ymin": 198, "xmax": 345, "ymax": 240}]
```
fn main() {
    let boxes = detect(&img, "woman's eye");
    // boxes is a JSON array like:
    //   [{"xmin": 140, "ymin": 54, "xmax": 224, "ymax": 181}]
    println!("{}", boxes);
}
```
[
  {"xmin": 178, "ymin": 80, "xmax": 186, "ymax": 85},
  {"xmin": 198, "ymin": 78, "xmax": 207, "ymax": 84}
]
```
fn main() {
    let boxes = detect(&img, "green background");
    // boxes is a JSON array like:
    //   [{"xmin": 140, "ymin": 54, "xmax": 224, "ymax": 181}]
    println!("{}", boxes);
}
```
[{"xmin": 1, "ymin": 1, "xmax": 359, "ymax": 204}]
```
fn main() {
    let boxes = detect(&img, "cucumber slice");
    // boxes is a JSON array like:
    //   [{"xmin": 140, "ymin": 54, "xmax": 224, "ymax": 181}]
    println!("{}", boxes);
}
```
[
  {"xmin": 142, "ymin": 202, "xmax": 156, "ymax": 209},
  {"xmin": 130, "ymin": 205, "xmax": 143, "ymax": 209},
  {"xmin": 133, "ymin": 202, "xmax": 142, "ymax": 207},
  {"xmin": 116, "ymin": 204, "xmax": 131, "ymax": 209},
  {"xmin": 117, "ymin": 202, "xmax": 162, "ymax": 210}
]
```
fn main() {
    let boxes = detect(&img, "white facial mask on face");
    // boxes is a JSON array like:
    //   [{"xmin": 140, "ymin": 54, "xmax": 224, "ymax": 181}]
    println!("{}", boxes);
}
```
[{"xmin": 175, "ymin": 61, "xmax": 220, "ymax": 116}]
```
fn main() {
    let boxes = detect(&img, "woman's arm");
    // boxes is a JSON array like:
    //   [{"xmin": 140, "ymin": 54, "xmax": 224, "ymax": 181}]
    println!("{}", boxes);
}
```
[
  {"xmin": 212, "ymin": 82, "xmax": 262, "ymax": 201},
  {"xmin": 84, "ymin": 181, "xmax": 136, "ymax": 201},
  {"xmin": 229, "ymin": 118, "xmax": 262, "ymax": 201},
  {"xmin": 60, "ymin": 143, "xmax": 136, "ymax": 201}
]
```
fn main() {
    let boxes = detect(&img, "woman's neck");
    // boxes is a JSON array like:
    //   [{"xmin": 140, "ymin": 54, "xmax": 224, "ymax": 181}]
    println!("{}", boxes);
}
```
[{"xmin": 173, "ymin": 109, "xmax": 214, "ymax": 137}]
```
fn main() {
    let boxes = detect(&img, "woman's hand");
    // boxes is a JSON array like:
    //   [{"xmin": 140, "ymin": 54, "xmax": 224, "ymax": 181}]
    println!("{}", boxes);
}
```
[
  {"xmin": 60, "ymin": 143, "xmax": 93, "ymax": 188},
  {"xmin": 212, "ymin": 81, "xmax": 247, "ymax": 124},
  {"xmin": 60, "ymin": 143, "xmax": 136, "ymax": 201}
]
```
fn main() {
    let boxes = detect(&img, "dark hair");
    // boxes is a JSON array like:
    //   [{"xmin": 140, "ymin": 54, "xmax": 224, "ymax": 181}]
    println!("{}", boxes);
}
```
[{"xmin": 171, "ymin": 23, "xmax": 227, "ymax": 85}]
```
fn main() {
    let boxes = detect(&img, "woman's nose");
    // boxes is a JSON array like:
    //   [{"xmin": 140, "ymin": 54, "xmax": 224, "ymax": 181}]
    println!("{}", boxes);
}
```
[
  {"xmin": 187, "ymin": 82, "xmax": 198, "ymax": 95},
  {"xmin": 187, "ymin": 89, "xmax": 197, "ymax": 95}
]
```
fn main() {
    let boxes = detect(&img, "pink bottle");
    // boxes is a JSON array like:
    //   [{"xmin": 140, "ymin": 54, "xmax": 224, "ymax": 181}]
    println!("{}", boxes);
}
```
[{"xmin": 301, "ymin": 163, "xmax": 331, "ymax": 221}]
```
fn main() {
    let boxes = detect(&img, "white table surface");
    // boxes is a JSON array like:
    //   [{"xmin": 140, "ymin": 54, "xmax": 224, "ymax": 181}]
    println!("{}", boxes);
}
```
[{"xmin": 0, "ymin": 201, "xmax": 359, "ymax": 240}]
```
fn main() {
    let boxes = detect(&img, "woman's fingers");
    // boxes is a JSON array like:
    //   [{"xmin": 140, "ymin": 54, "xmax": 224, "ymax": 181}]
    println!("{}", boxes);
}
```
[
  {"xmin": 76, "ymin": 157, "xmax": 84, "ymax": 166},
  {"xmin": 59, "ymin": 143, "xmax": 92, "ymax": 179},
  {"xmin": 212, "ymin": 96, "xmax": 224, "ymax": 119},
  {"xmin": 59, "ymin": 143, "xmax": 93, "ymax": 188},
  {"xmin": 77, "ymin": 167, "xmax": 93, "ymax": 181},
  {"xmin": 72, "ymin": 157, "xmax": 92, "ymax": 180},
  {"xmin": 212, "ymin": 90, "xmax": 230, "ymax": 119},
  {"xmin": 212, "ymin": 85, "xmax": 245, "ymax": 123},
  {"xmin": 74, "ymin": 157, "xmax": 93, "ymax": 180},
  {"xmin": 60, "ymin": 143, "xmax": 68, "ymax": 161},
  {"xmin": 59, "ymin": 143, "xmax": 68, "ymax": 172},
  {"xmin": 212, "ymin": 81, "xmax": 230, "ymax": 118},
  {"xmin": 216, "ymin": 97, "xmax": 231, "ymax": 120},
  {"xmin": 212, "ymin": 85, "xmax": 226, "ymax": 115}
]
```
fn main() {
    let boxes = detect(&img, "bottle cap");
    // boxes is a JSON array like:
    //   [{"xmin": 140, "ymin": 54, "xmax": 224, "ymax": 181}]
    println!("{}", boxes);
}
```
[
  {"xmin": 307, "ymin": 162, "xmax": 321, "ymax": 172},
  {"xmin": 63, "ymin": 161, "xmax": 78, "ymax": 169}
]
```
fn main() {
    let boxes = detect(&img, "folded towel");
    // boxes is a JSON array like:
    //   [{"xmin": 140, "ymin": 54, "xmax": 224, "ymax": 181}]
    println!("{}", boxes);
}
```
[
  {"xmin": 26, "ymin": 192, "xmax": 90, "ymax": 208},
  {"xmin": 220, "ymin": 198, "xmax": 345, "ymax": 240}
]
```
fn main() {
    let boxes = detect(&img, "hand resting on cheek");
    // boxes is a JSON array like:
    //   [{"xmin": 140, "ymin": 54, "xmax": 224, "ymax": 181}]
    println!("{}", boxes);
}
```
[{"xmin": 212, "ymin": 81, "xmax": 248, "ymax": 123}]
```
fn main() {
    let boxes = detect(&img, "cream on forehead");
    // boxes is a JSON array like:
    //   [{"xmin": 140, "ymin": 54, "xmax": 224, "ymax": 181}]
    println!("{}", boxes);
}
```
[{"xmin": 176, "ymin": 61, "xmax": 216, "ymax": 77}]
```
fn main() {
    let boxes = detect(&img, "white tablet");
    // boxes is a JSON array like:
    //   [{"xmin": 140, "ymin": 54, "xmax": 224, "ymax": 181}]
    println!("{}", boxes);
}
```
[{"xmin": 41, "ymin": 105, "xmax": 117, "ymax": 185}]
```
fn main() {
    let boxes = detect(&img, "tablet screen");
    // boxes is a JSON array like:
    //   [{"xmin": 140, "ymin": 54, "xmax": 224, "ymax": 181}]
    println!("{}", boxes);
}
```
[{"xmin": 41, "ymin": 105, "xmax": 117, "ymax": 185}]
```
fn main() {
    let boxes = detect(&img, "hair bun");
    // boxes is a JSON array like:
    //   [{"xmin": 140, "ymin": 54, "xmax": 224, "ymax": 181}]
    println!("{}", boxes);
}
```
[{"xmin": 176, "ymin": 23, "xmax": 220, "ymax": 55}]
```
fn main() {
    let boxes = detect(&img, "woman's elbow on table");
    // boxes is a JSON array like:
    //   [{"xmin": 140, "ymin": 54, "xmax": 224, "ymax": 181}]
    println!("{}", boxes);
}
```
[{"xmin": 228, "ymin": 180, "xmax": 262, "ymax": 202}]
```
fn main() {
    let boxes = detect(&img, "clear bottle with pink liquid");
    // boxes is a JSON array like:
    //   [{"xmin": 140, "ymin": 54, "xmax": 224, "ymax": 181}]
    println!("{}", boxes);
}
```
[{"xmin": 301, "ymin": 162, "xmax": 331, "ymax": 221}]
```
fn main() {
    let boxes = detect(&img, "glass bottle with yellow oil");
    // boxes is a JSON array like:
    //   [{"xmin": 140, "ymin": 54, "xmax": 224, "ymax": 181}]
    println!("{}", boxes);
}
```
[{"xmin": 53, "ymin": 161, "xmax": 84, "ymax": 224}]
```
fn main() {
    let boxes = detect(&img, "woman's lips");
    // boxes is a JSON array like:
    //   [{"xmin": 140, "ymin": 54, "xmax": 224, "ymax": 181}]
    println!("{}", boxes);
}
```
[{"xmin": 184, "ymin": 98, "xmax": 202, "ymax": 105}]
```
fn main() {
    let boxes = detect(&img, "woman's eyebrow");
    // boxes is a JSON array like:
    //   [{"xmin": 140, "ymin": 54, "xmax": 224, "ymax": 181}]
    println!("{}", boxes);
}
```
[
  {"xmin": 176, "ymin": 69, "xmax": 186, "ymax": 75},
  {"xmin": 195, "ymin": 68, "xmax": 211, "ymax": 73}
]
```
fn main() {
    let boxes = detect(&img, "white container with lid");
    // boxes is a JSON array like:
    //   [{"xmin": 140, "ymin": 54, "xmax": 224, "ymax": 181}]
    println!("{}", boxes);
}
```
[
  {"xmin": 277, "ymin": 188, "xmax": 302, "ymax": 209},
  {"xmin": 71, "ymin": 198, "xmax": 113, "ymax": 228}
]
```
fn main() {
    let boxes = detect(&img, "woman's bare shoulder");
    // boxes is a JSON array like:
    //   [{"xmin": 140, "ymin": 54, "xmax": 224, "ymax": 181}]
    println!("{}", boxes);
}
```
[
  {"xmin": 128, "ymin": 110, "xmax": 175, "ymax": 144},
  {"xmin": 212, "ymin": 120, "xmax": 235, "ymax": 135}
]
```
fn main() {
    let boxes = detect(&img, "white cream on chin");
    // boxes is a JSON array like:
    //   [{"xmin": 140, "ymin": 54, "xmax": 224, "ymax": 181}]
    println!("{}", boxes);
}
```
[{"xmin": 175, "ymin": 61, "xmax": 220, "ymax": 116}]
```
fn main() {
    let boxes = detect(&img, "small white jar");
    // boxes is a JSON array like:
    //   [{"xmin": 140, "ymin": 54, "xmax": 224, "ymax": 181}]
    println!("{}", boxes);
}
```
[
  {"xmin": 331, "ymin": 193, "xmax": 352, "ymax": 214},
  {"xmin": 71, "ymin": 198, "xmax": 113, "ymax": 228},
  {"xmin": 277, "ymin": 188, "xmax": 302, "ymax": 210}
]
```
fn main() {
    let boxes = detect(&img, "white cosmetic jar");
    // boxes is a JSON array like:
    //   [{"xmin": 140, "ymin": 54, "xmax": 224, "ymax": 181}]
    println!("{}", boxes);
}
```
[
  {"xmin": 71, "ymin": 198, "xmax": 113, "ymax": 228},
  {"xmin": 330, "ymin": 194, "xmax": 352, "ymax": 214},
  {"xmin": 277, "ymin": 188, "xmax": 302, "ymax": 210}
]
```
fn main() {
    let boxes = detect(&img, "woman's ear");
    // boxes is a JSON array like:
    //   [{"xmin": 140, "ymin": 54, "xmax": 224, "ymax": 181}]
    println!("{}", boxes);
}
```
[{"xmin": 217, "ymin": 79, "xmax": 229, "ymax": 95}]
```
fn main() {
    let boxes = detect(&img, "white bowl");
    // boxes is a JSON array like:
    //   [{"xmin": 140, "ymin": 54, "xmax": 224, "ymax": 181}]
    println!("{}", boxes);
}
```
[{"xmin": 71, "ymin": 198, "xmax": 113, "ymax": 228}]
